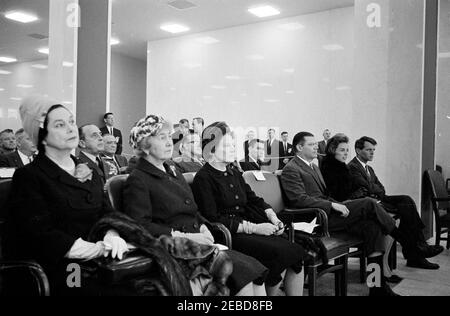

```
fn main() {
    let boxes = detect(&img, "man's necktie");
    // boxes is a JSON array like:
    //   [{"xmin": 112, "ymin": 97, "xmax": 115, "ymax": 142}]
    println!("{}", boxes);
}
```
[
  {"xmin": 96, "ymin": 157, "xmax": 104, "ymax": 173},
  {"xmin": 365, "ymin": 165, "xmax": 371, "ymax": 178}
]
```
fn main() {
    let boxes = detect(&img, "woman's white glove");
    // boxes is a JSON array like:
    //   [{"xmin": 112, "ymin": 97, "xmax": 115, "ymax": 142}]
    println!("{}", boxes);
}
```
[
  {"xmin": 65, "ymin": 238, "xmax": 106, "ymax": 261},
  {"xmin": 103, "ymin": 230, "xmax": 129, "ymax": 260},
  {"xmin": 265, "ymin": 209, "xmax": 285, "ymax": 236}
]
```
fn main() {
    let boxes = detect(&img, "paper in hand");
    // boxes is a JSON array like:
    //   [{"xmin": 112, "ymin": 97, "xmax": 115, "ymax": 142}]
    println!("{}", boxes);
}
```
[
  {"xmin": 253, "ymin": 171, "xmax": 266, "ymax": 181},
  {"xmin": 293, "ymin": 218, "xmax": 319, "ymax": 234}
]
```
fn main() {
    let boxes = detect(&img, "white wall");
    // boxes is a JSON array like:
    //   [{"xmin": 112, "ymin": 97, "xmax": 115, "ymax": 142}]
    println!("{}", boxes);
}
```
[
  {"xmin": 147, "ymin": 7, "xmax": 354, "ymax": 159},
  {"xmin": 110, "ymin": 52, "xmax": 146, "ymax": 156},
  {"xmin": 0, "ymin": 59, "xmax": 50, "ymax": 132}
]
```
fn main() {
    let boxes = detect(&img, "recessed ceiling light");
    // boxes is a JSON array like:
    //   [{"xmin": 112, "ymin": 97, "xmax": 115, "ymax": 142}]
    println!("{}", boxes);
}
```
[
  {"xmin": 5, "ymin": 11, "xmax": 38, "ymax": 23},
  {"xmin": 195, "ymin": 36, "xmax": 220, "ymax": 44},
  {"xmin": 211, "ymin": 85, "xmax": 226, "ymax": 89},
  {"xmin": 0, "ymin": 70, "xmax": 12, "ymax": 75},
  {"xmin": 278, "ymin": 22, "xmax": 304, "ymax": 31},
  {"xmin": 286, "ymin": 90, "xmax": 295, "ymax": 94},
  {"xmin": 258, "ymin": 83, "xmax": 273, "ymax": 87},
  {"xmin": 447, "ymin": 116, "xmax": 450, "ymax": 120},
  {"xmin": 284, "ymin": 68, "xmax": 295, "ymax": 73},
  {"xmin": 10, "ymin": 97, "xmax": 22, "ymax": 101},
  {"xmin": 439, "ymin": 52, "xmax": 450, "ymax": 59},
  {"xmin": 202, "ymin": 96, "xmax": 213, "ymax": 99},
  {"xmin": 62, "ymin": 101, "xmax": 73, "ymax": 105},
  {"xmin": 17, "ymin": 84, "xmax": 33, "ymax": 88},
  {"xmin": 336, "ymin": 86, "xmax": 351, "ymax": 91},
  {"xmin": 110, "ymin": 38, "xmax": 120, "ymax": 45},
  {"xmin": 0, "ymin": 56, "xmax": 17, "ymax": 63},
  {"xmin": 0, "ymin": 88, "xmax": 5, "ymax": 91},
  {"xmin": 183, "ymin": 63, "xmax": 202, "ymax": 69},
  {"xmin": 248, "ymin": 6, "xmax": 280, "ymax": 18},
  {"xmin": 63, "ymin": 61, "xmax": 74, "ymax": 67},
  {"xmin": 246, "ymin": 54, "xmax": 265, "ymax": 61},
  {"xmin": 31, "ymin": 64, "xmax": 48, "ymax": 69},
  {"xmin": 264, "ymin": 99, "xmax": 280, "ymax": 103},
  {"xmin": 160, "ymin": 24, "xmax": 190, "ymax": 34},
  {"xmin": 323, "ymin": 44, "xmax": 344, "ymax": 51},
  {"xmin": 38, "ymin": 47, "xmax": 49, "ymax": 55},
  {"xmin": 225, "ymin": 75, "xmax": 241, "ymax": 80}
]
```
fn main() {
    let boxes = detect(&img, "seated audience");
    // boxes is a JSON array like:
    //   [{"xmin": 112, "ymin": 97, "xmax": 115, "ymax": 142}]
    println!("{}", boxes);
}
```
[
  {"xmin": 0, "ymin": 129, "xmax": 17, "ymax": 156},
  {"xmin": 101, "ymin": 133, "xmax": 128, "ymax": 180},
  {"xmin": 100, "ymin": 112, "xmax": 123, "ymax": 155},
  {"xmin": 174, "ymin": 132, "xmax": 205, "ymax": 173},
  {"xmin": 280, "ymin": 132, "xmax": 404, "ymax": 296},
  {"xmin": 77, "ymin": 124, "xmax": 106, "ymax": 182},
  {"xmin": 193, "ymin": 122, "xmax": 306, "ymax": 296},
  {"xmin": 0, "ymin": 129, "xmax": 37, "ymax": 168},
  {"xmin": 3, "ymin": 96, "xmax": 133, "ymax": 295},
  {"xmin": 192, "ymin": 117, "xmax": 205, "ymax": 136},
  {"xmin": 240, "ymin": 139, "xmax": 265, "ymax": 172},
  {"xmin": 123, "ymin": 115, "xmax": 268, "ymax": 296},
  {"xmin": 279, "ymin": 132, "xmax": 293, "ymax": 170},
  {"xmin": 348, "ymin": 136, "xmax": 443, "ymax": 269},
  {"xmin": 172, "ymin": 119, "xmax": 191, "ymax": 158}
]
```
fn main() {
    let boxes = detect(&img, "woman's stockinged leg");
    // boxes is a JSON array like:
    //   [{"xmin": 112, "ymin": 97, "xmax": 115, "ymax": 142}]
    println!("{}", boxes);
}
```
[
  {"xmin": 284, "ymin": 268, "xmax": 304, "ymax": 296},
  {"xmin": 253, "ymin": 284, "xmax": 267, "ymax": 296}
]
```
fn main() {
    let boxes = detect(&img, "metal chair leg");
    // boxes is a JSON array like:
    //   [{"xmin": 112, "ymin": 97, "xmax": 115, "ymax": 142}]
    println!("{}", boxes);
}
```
[{"xmin": 308, "ymin": 266, "xmax": 317, "ymax": 297}]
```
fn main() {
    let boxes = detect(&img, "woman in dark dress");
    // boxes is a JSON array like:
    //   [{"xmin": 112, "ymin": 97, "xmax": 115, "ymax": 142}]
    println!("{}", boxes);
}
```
[
  {"xmin": 320, "ymin": 134, "xmax": 400, "ymax": 283},
  {"xmin": 4, "ymin": 96, "xmax": 132, "ymax": 295},
  {"xmin": 123, "ymin": 115, "xmax": 268, "ymax": 296},
  {"xmin": 192, "ymin": 122, "xmax": 306, "ymax": 296}
]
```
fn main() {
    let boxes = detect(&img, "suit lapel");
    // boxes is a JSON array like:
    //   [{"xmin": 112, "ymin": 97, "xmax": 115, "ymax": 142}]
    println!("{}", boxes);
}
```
[
  {"xmin": 13, "ymin": 152, "xmax": 24, "ymax": 168},
  {"xmin": 353, "ymin": 158, "xmax": 371, "ymax": 181},
  {"xmin": 294, "ymin": 157, "xmax": 326, "ymax": 193}
]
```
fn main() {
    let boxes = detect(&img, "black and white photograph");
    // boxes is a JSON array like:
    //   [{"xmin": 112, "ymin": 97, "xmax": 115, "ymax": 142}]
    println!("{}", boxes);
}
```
[{"xmin": 0, "ymin": 0, "xmax": 449, "ymax": 299}]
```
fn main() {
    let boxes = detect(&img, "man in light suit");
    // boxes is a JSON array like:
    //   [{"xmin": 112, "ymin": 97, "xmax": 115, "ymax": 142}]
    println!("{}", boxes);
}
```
[
  {"xmin": 100, "ymin": 113, "xmax": 123, "ymax": 155},
  {"xmin": 280, "ymin": 132, "xmax": 416, "ymax": 296},
  {"xmin": 101, "ymin": 134, "xmax": 129, "ymax": 180},
  {"xmin": 348, "ymin": 136, "xmax": 443, "ymax": 269},
  {"xmin": 0, "ymin": 129, "xmax": 36, "ymax": 168},
  {"xmin": 78, "ymin": 124, "xmax": 106, "ymax": 182}
]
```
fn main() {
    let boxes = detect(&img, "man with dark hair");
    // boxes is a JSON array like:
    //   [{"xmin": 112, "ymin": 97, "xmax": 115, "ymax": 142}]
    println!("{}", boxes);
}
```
[
  {"xmin": 318, "ymin": 129, "xmax": 331, "ymax": 156},
  {"xmin": 0, "ymin": 129, "xmax": 17, "ymax": 155},
  {"xmin": 266, "ymin": 128, "xmax": 281, "ymax": 171},
  {"xmin": 78, "ymin": 124, "xmax": 106, "ymax": 182},
  {"xmin": 174, "ymin": 132, "xmax": 205, "ymax": 173},
  {"xmin": 243, "ymin": 130, "xmax": 256, "ymax": 160},
  {"xmin": 0, "ymin": 129, "xmax": 36, "ymax": 168},
  {"xmin": 279, "ymin": 132, "xmax": 293, "ymax": 170},
  {"xmin": 100, "ymin": 112, "xmax": 123, "ymax": 155},
  {"xmin": 192, "ymin": 117, "xmax": 205, "ymax": 135},
  {"xmin": 240, "ymin": 139, "xmax": 265, "ymax": 171},
  {"xmin": 349, "ymin": 136, "xmax": 443, "ymax": 269}
]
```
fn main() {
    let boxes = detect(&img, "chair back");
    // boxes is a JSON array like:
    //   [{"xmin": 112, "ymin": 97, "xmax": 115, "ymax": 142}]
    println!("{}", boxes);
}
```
[
  {"xmin": 242, "ymin": 171, "xmax": 285, "ymax": 213},
  {"xmin": 183, "ymin": 172, "xmax": 196, "ymax": 186},
  {"xmin": 425, "ymin": 170, "xmax": 449, "ymax": 210},
  {"xmin": 105, "ymin": 174, "xmax": 129, "ymax": 212}
]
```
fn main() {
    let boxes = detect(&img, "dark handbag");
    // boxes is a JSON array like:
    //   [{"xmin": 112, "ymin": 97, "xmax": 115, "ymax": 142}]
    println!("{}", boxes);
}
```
[{"xmin": 95, "ymin": 250, "xmax": 154, "ymax": 285}]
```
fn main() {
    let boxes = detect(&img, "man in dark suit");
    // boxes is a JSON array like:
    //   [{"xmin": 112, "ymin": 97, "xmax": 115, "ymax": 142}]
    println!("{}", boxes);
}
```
[
  {"xmin": 280, "ymin": 132, "xmax": 433, "ymax": 295},
  {"xmin": 0, "ymin": 129, "xmax": 37, "ymax": 168},
  {"xmin": 348, "ymin": 136, "xmax": 443, "ymax": 269},
  {"xmin": 172, "ymin": 119, "xmax": 191, "ymax": 159},
  {"xmin": 173, "ymin": 132, "xmax": 205, "ymax": 173},
  {"xmin": 240, "ymin": 139, "xmax": 265, "ymax": 172},
  {"xmin": 78, "ymin": 124, "xmax": 106, "ymax": 182},
  {"xmin": 0, "ymin": 129, "xmax": 17, "ymax": 156},
  {"xmin": 243, "ymin": 130, "xmax": 256, "ymax": 161},
  {"xmin": 317, "ymin": 129, "xmax": 331, "ymax": 156},
  {"xmin": 100, "ymin": 113, "xmax": 123, "ymax": 155},
  {"xmin": 279, "ymin": 132, "xmax": 293, "ymax": 170},
  {"xmin": 101, "ymin": 134, "xmax": 129, "ymax": 180},
  {"xmin": 266, "ymin": 128, "xmax": 281, "ymax": 171}
]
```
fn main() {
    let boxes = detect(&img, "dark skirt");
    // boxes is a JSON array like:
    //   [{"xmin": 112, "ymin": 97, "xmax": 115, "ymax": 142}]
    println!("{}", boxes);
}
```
[
  {"xmin": 225, "ymin": 249, "xmax": 268, "ymax": 294},
  {"xmin": 231, "ymin": 234, "xmax": 305, "ymax": 286}
]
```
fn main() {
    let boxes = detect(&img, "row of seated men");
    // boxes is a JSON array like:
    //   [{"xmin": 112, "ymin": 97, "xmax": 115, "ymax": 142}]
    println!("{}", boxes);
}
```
[{"xmin": 1, "ymin": 95, "xmax": 444, "ymax": 297}]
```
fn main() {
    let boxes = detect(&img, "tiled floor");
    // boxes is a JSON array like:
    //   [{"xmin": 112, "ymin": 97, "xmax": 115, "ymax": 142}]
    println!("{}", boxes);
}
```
[{"xmin": 314, "ymin": 244, "xmax": 450, "ymax": 296}]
